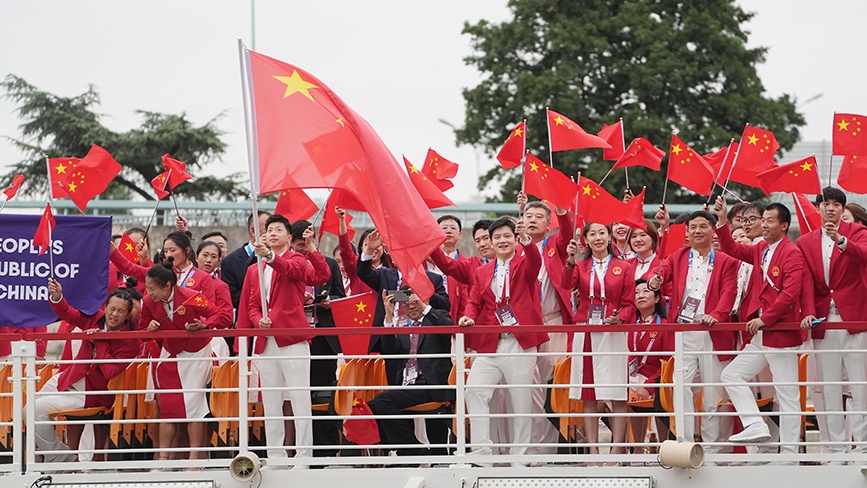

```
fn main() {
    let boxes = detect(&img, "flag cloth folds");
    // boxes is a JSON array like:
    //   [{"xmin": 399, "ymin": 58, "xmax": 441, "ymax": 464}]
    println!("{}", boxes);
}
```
[
  {"xmin": 32, "ymin": 203, "xmax": 55, "ymax": 256},
  {"xmin": 659, "ymin": 223, "xmax": 687, "ymax": 259},
  {"xmin": 244, "ymin": 48, "xmax": 445, "ymax": 300},
  {"xmin": 150, "ymin": 171, "xmax": 171, "ymax": 200},
  {"xmin": 523, "ymin": 154, "xmax": 578, "ymax": 209},
  {"xmin": 47, "ymin": 157, "xmax": 82, "ymax": 199},
  {"xmin": 181, "ymin": 291, "xmax": 217, "ymax": 311},
  {"xmin": 792, "ymin": 193, "xmax": 822, "ymax": 234},
  {"xmin": 837, "ymin": 154, "xmax": 867, "ymax": 194},
  {"xmin": 343, "ymin": 393, "xmax": 381, "ymax": 445},
  {"xmin": 667, "ymin": 135, "xmax": 715, "ymax": 196},
  {"xmin": 320, "ymin": 190, "xmax": 356, "ymax": 243},
  {"xmin": 274, "ymin": 188, "xmax": 318, "ymax": 221},
  {"xmin": 755, "ymin": 156, "xmax": 821, "ymax": 195},
  {"xmin": 598, "ymin": 121, "xmax": 625, "ymax": 161},
  {"xmin": 496, "ymin": 122, "xmax": 525, "ymax": 169},
  {"xmin": 161, "ymin": 154, "xmax": 193, "ymax": 191},
  {"xmin": 117, "ymin": 233, "xmax": 140, "ymax": 263},
  {"xmin": 612, "ymin": 138, "xmax": 665, "ymax": 171},
  {"xmin": 331, "ymin": 292, "xmax": 377, "ymax": 356},
  {"xmin": 736, "ymin": 125, "xmax": 779, "ymax": 173},
  {"xmin": 2, "ymin": 175, "xmax": 24, "ymax": 201},
  {"xmin": 576, "ymin": 176, "xmax": 645, "ymax": 229},
  {"xmin": 422, "ymin": 148, "xmax": 458, "ymax": 191},
  {"xmin": 547, "ymin": 109, "xmax": 612, "ymax": 152},
  {"xmin": 832, "ymin": 113, "xmax": 867, "ymax": 156},
  {"xmin": 404, "ymin": 157, "xmax": 456, "ymax": 209},
  {"xmin": 54, "ymin": 145, "xmax": 122, "ymax": 212}
]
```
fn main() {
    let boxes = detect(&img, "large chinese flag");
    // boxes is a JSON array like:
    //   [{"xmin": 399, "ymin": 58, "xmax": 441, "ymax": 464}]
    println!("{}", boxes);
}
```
[
  {"xmin": 547, "ymin": 109, "xmax": 612, "ymax": 152},
  {"xmin": 832, "ymin": 113, "xmax": 867, "ymax": 156},
  {"xmin": 331, "ymin": 292, "xmax": 377, "ymax": 356},
  {"xmin": 54, "ymin": 145, "xmax": 122, "ymax": 211},
  {"xmin": 668, "ymin": 135, "xmax": 715, "ymax": 196},
  {"xmin": 274, "ymin": 188, "xmax": 318, "ymax": 222},
  {"xmin": 46, "ymin": 157, "xmax": 82, "ymax": 199},
  {"xmin": 792, "ymin": 193, "xmax": 822, "ymax": 234},
  {"xmin": 523, "ymin": 154, "xmax": 578, "ymax": 209},
  {"xmin": 598, "ymin": 121, "xmax": 625, "ymax": 161},
  {"xmin": 404, "ymin": 157, "xmax": 456, "ymax": 209},
  {"xmin": 245, "ymin": 49, "xmax": 445, "ymax": 300},
  {"xmin": 659, "ymin": 223, "xmax": 687, "ymax": 259},
  {"xmin": 837, "ymin": 154, "xmax": 867, "ymax": 194},
  {"xmin": 612, "ymin": 138, "xmax": 665, "ymax": 171},
  {"xmin": 422, "ymin": 148, "xmax": 458, "ymax": 191},
  {"xmin": 496, "ymin": 122, "xmax": 525, "ymax": 169},
  {"xmin": 576, "ymin": 176, "xmax": 645, "ymax": 229},
  {"xmin": 736, "ymin": 125, "xmax": 779, "ymax": 175},
  {"xmin": 755, "ymin": 156, "xmax": 821, "ymax": 195}
]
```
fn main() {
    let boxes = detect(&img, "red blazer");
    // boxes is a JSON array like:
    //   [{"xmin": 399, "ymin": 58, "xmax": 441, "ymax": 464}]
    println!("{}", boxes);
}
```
[
  {"xmin": 211, "ymin": 277, "xmax": 234, "ymax": 327},
  {"xmin": 139, "ymin": 285, "xmax": 227, "ymax": 355},
  {"xmin": 427, "ymin": 252, "xmax": 468, "ymax": 324},
  {"xmin": 656, "ymin": 247, "xmax": 739, "ymax": 358},
  {"xmin": 463, "ymin": 242, "xmax": 548, "ymax": 353},
  {"xmin": 626, "ymin": 254, "xmax": 661, "ymax": 281},
  {"xmin": 110, "ymin": 251, "xmax": 217, "ymax": 303},
  {"xmin": 50, "ymin": 298, "xmax": 140, "ymax": 408},
  {"xmin": 717, "ymin": 223, "xmax": 805, "ymax": 348},
  {"xmin": 430, "ymin": 248, "xmax": 486, "ymax": 287},
  {"xmin": 338, "ymin": 233, "xmax": 374, "ymax": 295},
  {"xmin": 562, "ymin": 256, "xmax": 637, "ymax": 325},
  {"xmin": 628, "ymin": 324, "xmax": 673, "ymax": 383},
  {"xmin": 245, "ymin": 250, "xmax": 331, "ymax": 352},
  {"xmin": 797, "ymin": 221, "xmax": 867, "ymax": 338},
  {"xmin": 539, "ymin": 212, "xmax": 576, "ymax": 324}
]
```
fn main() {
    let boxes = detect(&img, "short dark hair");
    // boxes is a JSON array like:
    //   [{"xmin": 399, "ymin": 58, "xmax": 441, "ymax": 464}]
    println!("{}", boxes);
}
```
[
  {"xmin": 488, "ymin": 217, "xmax": 516, "ymax": 238},
  {"xmin": 202, "ymin": 231, "xmax": 228, "ymax": 245},
  {"xmin": 816, "ymin": 186, "xmax": 847, "ymax": 207},
  {"xmin": 743, "ymin": 201, "xmax": 767, "ymax": 217},
  {"xmin": 265, "ymin": 214, "xmax": 291, "ymax": 233},
  {"xmin": 673, "ymin": 213, "xmax": 691, "ymax": 225},
  {"xmin": 126, "ymin": 226, "xmax": 149, "ymax": 246},
  {"xmin": 765, "ymin": 203, "xmax": 791, "ymax": 233},
  {"xmin": 525, "ymin": 201, "xmax": 551, "ymax": 219},
  {"xmin": 437, "ymin": 215, "xmax": 462, "ymax": 231},
  {"xmin": 247, "ymin": 211, "xmax": 271, "ymax": 229},
  {"xmin": 111, "ymin": 234, "xmax": 122, "ymax": 241},
  {"xmin": 196, "ymin": 240, "xmax": 222, "ymax": 257},
  {"xmin": 635, "ymin": 278, "xmax": 667, "ymax": 319},
  {"xmin": 472, "ymin": 219, "xmax": 493, "ymax": 237},
  {"xmin": 686, "ymin": 210, "xmax": 717, "ymax": 227},
  {"xmin": 727, "ymin": 202, "xmax": 749, "ymax": 223},
  {"xmin": 290, "ymin": 220, "xmax": 312, "ymax": 240}
]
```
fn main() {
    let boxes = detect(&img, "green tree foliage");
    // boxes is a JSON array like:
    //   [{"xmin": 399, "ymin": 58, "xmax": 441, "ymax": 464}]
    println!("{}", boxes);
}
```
[
  {"xmin": 1, "ymin": 74, "xmax": 246, "ymax": 201},
  {"xmin": 457, "ymin": 0, "xmax": 805, "ymax": 203}
]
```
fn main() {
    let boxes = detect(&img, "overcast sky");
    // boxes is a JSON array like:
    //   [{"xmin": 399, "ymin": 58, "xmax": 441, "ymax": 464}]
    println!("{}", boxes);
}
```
[{"xmin": 2, "ymin": 1, "xmax": 865, "ymax": 204}]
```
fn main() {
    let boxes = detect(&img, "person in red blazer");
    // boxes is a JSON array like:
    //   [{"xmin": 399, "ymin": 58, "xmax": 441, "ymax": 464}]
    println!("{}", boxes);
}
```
[
  {"xmin": 425, "ymin": 215, "xmax": 469, "ymax": 324},
  {"xmin": 649, "ymin": 210, "xmax": 738, "ymax": 454},
  {"xmin": 714, "ymin": 199, "xmax": 805, "ymax": 453},
  {"xmin": 626, "ymin": 219, "xmax": 661, "ymax": 280},
  {"xmin": 35, "ymin": 279, "xmax": 141, "ymax": 462},
  {"xmin": 196, "ymin": 240, "xmax": 234, "ymax": 358},
  {"xmin": 335, "ymin": 207, "xmax": 377, "ymax": 296},
  {"xmin": 244, "ymin": 214, "xmax": 330, "ymax": 464},
  {"xmin": 797, "ymin": 187, "xmax": 867, "ymax": 456},
  {"xmin": 430, "ymin": 219, "xmax": 495, "ymax": 295},
  {"xmin": 458, "ymin": 217, "xmax": 548, "ymax": 465},
  {"xmin": 563, "ymin": 222, "xmax": 636, "ymax": 460}
]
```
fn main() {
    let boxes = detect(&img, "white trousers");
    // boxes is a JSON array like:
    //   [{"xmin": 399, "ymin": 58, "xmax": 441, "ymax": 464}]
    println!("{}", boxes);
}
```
[
  {"xmin": 33, "ymin": 375, "xmax": 83, "ymax": 462},
  {"xmin": 529, "ymin": 315, "xmax": 566, "ymax": 454},
  {"xmin": 466, "ymin": 334, "xmax": 537, "ymax": 456},
  {"xmin": 678, "ymin": 331, "xmax": 732, "ymax": 452},
  {"xmin": 721, "ymin": 332, "xmax": 800, "ymax": 454},
  {"xmin": 255, "ymin": 337, "xmax": 312, "ymax": 459},
  {"xmin": 815, "ymin": 329, "xmax": 867, "ymax": 453}
]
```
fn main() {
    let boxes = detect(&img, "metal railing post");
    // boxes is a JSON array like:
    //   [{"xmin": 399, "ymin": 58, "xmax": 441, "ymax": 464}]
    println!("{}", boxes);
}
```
[
  {"xmin": 454, "ymin": 333, "xmax": 467, "ymax": 459},
  {"xmin": 12, "ymin": 340, "xmax": 36, "ymax": 473},
  {"xmin": 238, "ymin": 336, "xmax": 250, "ymax": 452},
  {"xmin": 672, "ymin": 331, "xmax": 686, "ymax": 443}
]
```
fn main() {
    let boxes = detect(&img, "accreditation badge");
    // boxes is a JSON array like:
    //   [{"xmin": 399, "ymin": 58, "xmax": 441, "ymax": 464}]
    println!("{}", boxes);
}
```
[
  {"xmin": 588, "ymin": 303, "xmax": 605, "ymax": 325},
  {"xmin": 495, "ymin": 304, "xmax": 518, "ymax": 326}
]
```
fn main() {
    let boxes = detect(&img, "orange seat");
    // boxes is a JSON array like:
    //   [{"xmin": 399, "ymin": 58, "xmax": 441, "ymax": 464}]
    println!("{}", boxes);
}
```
[{"xmin": 550, "ymin": 357, "xmax": 584, "ymax": 442}]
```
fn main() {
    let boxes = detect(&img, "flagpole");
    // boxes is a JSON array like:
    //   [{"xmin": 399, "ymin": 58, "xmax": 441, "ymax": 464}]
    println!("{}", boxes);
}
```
[
  {"xmin": 791, "ymin": 192, "xmax": 814, "ymax": 234},
  {"xmin": 661, "ymin": 133, "xmax": 672, "ymax": 207},
  {"xmin": 706, "ymin": 138, "xmax": 735, "ymax": 206},
  {"xmin": 143, "ymin": 198, "xmax": 161, "ymax": 239},
  {"xmin": 169, "ymin": 191, "xmax": 182, "ymax": 219},
  {"xmin": 45, "ymin": 202, "xmax": 55, "ymax": 281},
  {"xmin": 721, "ymin": 124, "xmax": 749, "ymax": 198},
  {"xmin": 312, "ymin": 189, "xmax": 333, "ymax": 229},
  {"xmin": 828, "ymin": 112, "xmax": 836, "ymax": 187},
  {"xmin": 598, "ymin": 166, "xmax": 615, "ymax": 185},
  {"xmin": 574, "ymin": 172, "xmax": 581, "ymax": 235},
  {"xmin": 0, "ymin": 199, "xmax": 7, "ymax": 214},
  {"xmin": 238, "ymin": 37, "xmax": 268, "ymax": 321},
  {"xmin": 45, "ymin": 157, "xmax": 53, "ymax": 204},
  {"xmin": 622, "ymin": 117, "xmax": 630, "ymax": 191},
  {"xmin": 546, "ymin": 108, "xmax": 554, "ymax": 168}
]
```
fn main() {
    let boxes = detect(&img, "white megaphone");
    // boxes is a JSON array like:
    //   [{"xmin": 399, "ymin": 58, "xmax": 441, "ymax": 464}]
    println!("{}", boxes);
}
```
[{"xmin": 229, "ymin": 451, "xmax": 261, "ymax": 482}]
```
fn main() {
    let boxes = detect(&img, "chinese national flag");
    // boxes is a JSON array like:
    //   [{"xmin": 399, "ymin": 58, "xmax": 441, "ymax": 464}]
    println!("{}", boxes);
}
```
[
  {"xmin": 331, "ymin": 292, "xmax": 377, "ymax": 356},
  {"xmin": 246, "ymin": 49, "xmax": 444, "ymax": 300},
  {"xmin": 343, "ymin": 393, "xmax": 381, "ymax": 445},
  {"xmin": 404, "ymin": 157, "xmax": 456, "ymax": 209},
  {"xmin": 755, "ymin": 156, "xmax": 821, "ymax": 195},
  {"xmin": 117, "ymin": 232, "xmax": 141, "ymax": 263},
  {"xmin": 181, "ymin": 291, "xmax": 216, "ymax": 310},
  {"xmin": 792, "ymin": 193, "xmax": 822, "ymax": 234},
  {"xmin": 161, "ymin": 154, "xmax": 193, "ymax": 191},
  {"xmin": 496, "ymin": 122, "xmax": 525, "ymax": 169},
  {"xmin": 598, "ymin": 121, "xmax": 625, "ymax": 161},
  {"xmin": 47, "ymin": 157, "xmax": 82, "ymax": 199},
  {"xmin": 150, "ymin": 170, "xmax": 171, "ymax": 200},
  {"xmin": 2, "ymin": 175, "xmax": 24, "ymax": 201},
  {"xmin": 837, "ymin": 154, "xmax": 867, "ymax": 194},
  {"xmin": 659, "ymin": 223, "xmax": 687, "ymax": 259},
  {"xmin": 523, "ymin": 154, "xmax": 578, "ymax": 209},
  {"xmin": 832, "ymin": 113, "xmax": 867, "ymax": 156},
  {"xmin": 547, "ymin": 109, "xmax": 612, "ymax": 152},
  {"xmin": 55, "ymin": 145, "xmax": 122, "ymax": 212},
  {"xmin": 576, "ymin": 176, "xmax": 645, "ymax": 229},
  {"xmin": 737, "ymin": 125, "xmax": 779, "ymax": 173},
  {"xmin": 667, "ymin": 135, "xmax": 715, "ymax": 196},
  {"xmin": 32, "ymin": 203, "xmax": 55, "ymax": 256},
  {"xmin": 612, "ymin": 137, "xmax": 665, "ymax": 171},
  {"xmin": 422, "ymin": 148, "xmax": 458, "ymax": 191},
  {"xmin": 274, "ymin": 188, "xmax": 318, "ymax": 221},
  {"xmin": 320, "ymin": 189, "xmax": 356, "ymax": 243}
]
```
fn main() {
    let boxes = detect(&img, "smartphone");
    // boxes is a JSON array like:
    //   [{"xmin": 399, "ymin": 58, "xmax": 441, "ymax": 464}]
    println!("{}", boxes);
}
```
[
  {"xmin": 811, "ymin": 317, "xmax": 826, "ymax": 326},
  {"xmin": 313, "ymin": 293, "xmax": 327, "ymax": 304},
  {"xmin": 386, "ymin": 289, "xmax": 411, "ymax": 302}
]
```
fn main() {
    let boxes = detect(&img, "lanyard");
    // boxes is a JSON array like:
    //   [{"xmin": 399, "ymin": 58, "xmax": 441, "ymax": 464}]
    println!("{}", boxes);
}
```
[
  {"xmin": 760, "ymin": 247, "xmax": 780, "ymax": 291},
  {"xmin": 177, "ymin": 266, "xmax": 197, "ymax": 288},
  {"xmin": 632, "ymin": 315, "xmax": 660, "ymax": 367},
  {"xmin": 687, "ymin": 249, "xmax": 715, "ymax": 293},
  {"xmin": 493, "ymin": 260, "xmax": 511, "ymax": 304},
  {"xmin": 589, "ymin": 255, "xmax": 612, "ymax": 302},
  {"xmin": 245, "ymin": 243, "xmax": 254, "ymax": 256},
  {"xmin": 537, "ymin": 237, "xmax": 549, "ymax": 301}
]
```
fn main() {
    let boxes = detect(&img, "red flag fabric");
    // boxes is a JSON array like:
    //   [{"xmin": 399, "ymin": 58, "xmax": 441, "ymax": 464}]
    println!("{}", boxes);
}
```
[
  {"xmin": 547, "ymin": 109, "xmax": 612, "ymax": 152},
  {"xmin": 32, "ymin": 203, "xmax": 55, "ymax": 256},
  {"xmin": 667, "ymin": 135, "xmax": 715, "ymax": 196},
  {"xmin": 736, "ymin": 125, "xmax": 779, "ymax": 172},
  {"xmin": 496, "ymin": 122, "xmax": 526, "ymax": 169},
  {"xmin": 659, "ymin": 223, "xmax": 687, "ymax": 259},
  {"xmin": 180, "ymin": 291, "xmax": 217, "ymax": 310},
  {"xmin": 755, "ymin": 156, "xmax": 821, "ymax": 195},
  {"xmin": 598, "ymin": 121, "xmax": 625, "ymax": 161},
  {"xmin": 422, "ymin": 148, "xmax": 458, "ymax": 191},
  {"xmin": 792, "ymin": 193, "xmax": 822, "ymax": 234},
  {"xmin": 47, "ymin": 157, "xmax": 82, "ymax": 199},
  {"xmin": 161, "ymin": 154, "xmax": 193, "ymax": 191},
  {"xmin": 320, "ymin": 190, "xmax": 357, "ymax": 243},
  {"xmin": 832, "ymin": 113, "xmax": 867, "ymax": 156},
  {"xmin": 54, "ymin": 145, "xmax": 122, "ymax": 212},
  {"xmin": 612, "ymin": 138, "xmax": 665, "ymax": 171},
  {"xmin": 404, "ymin": 157, "xmax": 456, "ymax": 209},
  {"xmin": 246, "ymin": 49, "xmax": 445, "ymax": 300},
  {"xmin": 837, "ymin": 154, "xmax": 867, "ymax": 194},
  {"xmin": 576, "ymin": 176, "xmax": 645, "ymax": 229},
  {"xmin": 150, "ymin": 170, "xmax": 171, "ymax": 200},
  {"xmin": 331, "ymin": 292, "xmax": 377, "ymax": 356},
  {"xmin": 117, "ymin": 233, "xmax": 141, "ymax": 263},
  {"xmin": 2, "ymin": 175, "xmax": 24, "ymax": 201},
  {"xmin": 274, "ymin": 188, "xmax": 318, "ymax": 222},
  {"xmin": 523, "ymin": 154, "xmax": 578, "ymax": 209},
  {"xmin": 343, "ymin": 393, "xmax": 381, "ymax": 445}
]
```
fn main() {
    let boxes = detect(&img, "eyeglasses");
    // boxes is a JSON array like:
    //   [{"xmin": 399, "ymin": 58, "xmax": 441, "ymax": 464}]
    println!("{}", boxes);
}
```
[{"xmin": 742, "ymin": 216, "xmax": 760, "ymax": 224}]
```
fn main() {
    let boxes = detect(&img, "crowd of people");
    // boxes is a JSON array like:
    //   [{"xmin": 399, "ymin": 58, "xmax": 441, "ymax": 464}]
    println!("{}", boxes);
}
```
[{"xmin": 17, "ymin": 185, "xmax": 867, "ymax": 467}]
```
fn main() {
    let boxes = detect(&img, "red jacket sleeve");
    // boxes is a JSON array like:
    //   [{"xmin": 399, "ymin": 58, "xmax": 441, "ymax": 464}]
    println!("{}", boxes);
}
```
[
  {"xmin": 707, "ymin": 256, "xmax": 738, "ymax": 323},
  {"xmin": 431, "ymin": 248, "xmax": 474, "ymax": 285},
  {"xmin": 109, "ymin": 249, "xmax": 149, "ymax": 282},
  {"xmin": 760, "ymin": 246, "xmax": 805, "ymax": 327},
  {"xmin": 339, "ymin": 233, "xmax": 360, "ymax": 281}
]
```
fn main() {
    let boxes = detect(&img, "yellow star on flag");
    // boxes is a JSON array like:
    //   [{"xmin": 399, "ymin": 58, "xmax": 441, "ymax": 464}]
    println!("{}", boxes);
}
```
[
  {"xmin": 671, "ymin": 144, "xmax": 682, "ymax": 156},
  {"xmin": 273, "ymin": 70, "xmax": 319, "ymax": 101},
  {"xmin": 355, "ymin": 301, "xmax": 367, "ymax": 313},
  {"xmin": 195, "ymin": 296, "xmax": 203, "ymax": 302},
  {"xmin": 553, "ymin": 116, "xmax": 565, "ymax": 126},
  {"xmin": 838, "ymin": 120, "xmax": 850, "ymax": 131},
  {"xmin": 513, "ymin": 127, "xmax": 523, "ymax": 137},
  {"xmin": 800, "ymin": 161, "xmax": 813, "ymax": 171},
  {"xmin": 56, "ymin": 163, "xmax": 67, "ymax": 174},
  {"xmin": 125, "ymin": 243, "xmax": 135, "ymax": 252},
  {"xmin": 409, "ymin": 165, "xmax": 419, "ymax": 174},
  {"xmin": 582, "ymin": 185, "xmax": 592, "ymax": 195},
  {"xmin": 747, "ymin": 134, "xmax": 759, "ymax": 145},
  {"xmin": 336, "ymin": 118, "xmax": 345, "ymax": 127},
  {"xmin": 529, "ymin": 161, "xmax": 540, "ymax": 172},
  {"xmin": 67, "ymin": 181, "xmax": 77, "ymax": 193}
]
